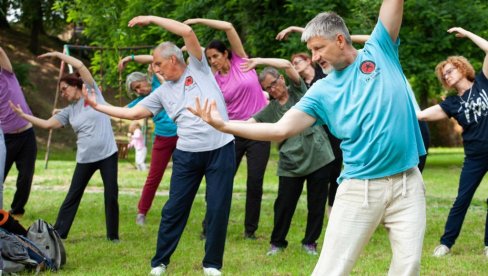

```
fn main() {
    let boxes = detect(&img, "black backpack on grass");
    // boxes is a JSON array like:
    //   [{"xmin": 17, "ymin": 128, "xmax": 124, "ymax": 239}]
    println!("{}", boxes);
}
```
[
  {"xmin": 27, "ymin": 219, "xmax": 66, "ymax": 270},
  {"xmin": 0, "ymin": 227, "xmax": 56, "ymax": 273}
]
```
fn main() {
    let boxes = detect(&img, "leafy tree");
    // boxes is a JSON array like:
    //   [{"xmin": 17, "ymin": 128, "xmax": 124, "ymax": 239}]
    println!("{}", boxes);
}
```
[
  {"xmin": 0, "ymin": 0, "xmax": 9, "ymax": 29},
  {"xmin": 53, "ymin": 0, "xmax": 488, "ymax": 108},
  {"xmin": 1, "ymin": 0, "xmax": 69, "ymax": 53}
]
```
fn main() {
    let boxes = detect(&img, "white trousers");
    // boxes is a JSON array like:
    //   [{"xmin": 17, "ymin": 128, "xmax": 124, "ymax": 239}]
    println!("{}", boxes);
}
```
[
  {"xmin": 135, "ymin": 147, "xmax": 147, "ymax": 171},
  {"xmin": 312, "ymin": 167, "xmax": 426, "ymax": 276}
]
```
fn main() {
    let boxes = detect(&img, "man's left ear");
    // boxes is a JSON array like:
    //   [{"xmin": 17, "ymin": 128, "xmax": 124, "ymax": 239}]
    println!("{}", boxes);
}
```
[{"xmin": 336, "ymin": 34, "xmax": 346, "ymax": 49}]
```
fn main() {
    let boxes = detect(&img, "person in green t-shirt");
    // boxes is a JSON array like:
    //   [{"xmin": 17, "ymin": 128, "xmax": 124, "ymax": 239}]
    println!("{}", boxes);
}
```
[{"xmin": 240, "ymin": 57, "xmax": 335, "ymax": 256}]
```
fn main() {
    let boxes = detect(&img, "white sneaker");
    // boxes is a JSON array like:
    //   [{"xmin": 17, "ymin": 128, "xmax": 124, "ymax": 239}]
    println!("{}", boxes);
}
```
[
  {"xmin": 433, "ymin": 244, "xmax": 450, "ymax": 257},
  {"xmin": 136, "ymin": 213, "xmax": 146, "ymax": 226},
  {"xmin": 203, "ymin": 267, "xmax": 221, "ymax": 276},
  {"xmin": 150, "ymin": 264, "xmax": 166, "ymax": 276},
  {"xmin": 484, "ymin": 246, "xmax": 488, "ymax": 257}
]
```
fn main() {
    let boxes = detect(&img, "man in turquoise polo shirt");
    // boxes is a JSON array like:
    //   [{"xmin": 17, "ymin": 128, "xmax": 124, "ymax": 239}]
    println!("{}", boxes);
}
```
[{"xmin": 189, "ymin": 1, "xmax": 426, "ymax": 275}]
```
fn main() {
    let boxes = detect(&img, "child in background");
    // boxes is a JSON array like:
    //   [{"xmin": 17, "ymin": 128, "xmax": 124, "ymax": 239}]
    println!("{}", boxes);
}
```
[{"xmin": 128, "ymin": 121, "xmax": 147, "ymax": 171}]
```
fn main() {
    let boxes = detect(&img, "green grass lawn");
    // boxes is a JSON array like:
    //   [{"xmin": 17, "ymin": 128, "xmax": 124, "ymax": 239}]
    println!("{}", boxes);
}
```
[{"xmin": 3, "ymin": 147, "xmax": 488, "ymax": 275}]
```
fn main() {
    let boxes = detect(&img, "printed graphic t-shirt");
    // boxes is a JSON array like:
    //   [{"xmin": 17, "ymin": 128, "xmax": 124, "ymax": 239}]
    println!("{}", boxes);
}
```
[{"xmin": 439, "ymin": 72, "xmax": 488, "ymax": 156}]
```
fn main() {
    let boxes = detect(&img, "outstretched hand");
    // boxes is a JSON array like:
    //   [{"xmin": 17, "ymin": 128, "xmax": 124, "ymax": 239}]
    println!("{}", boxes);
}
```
[
  {"xmin": 187, "ymin": 97, "xmax": 226, "ymax": 130},
  {"xmin": 239, "ymin": 58, "xmax": 258, "ymax": 72},
  {"xmin": 81, "ymin": 84, "xmax": 98, "ymax": 108},
  {"xmin": 448, "ymin": 27, "xmax": 469, "ymax": 38},
  {"xmin": 9, "ymin": 101, "xmax": 25, "ymax": 117},
  {"xmin": 128, "ymin": 16, "xmax": 153, "ymax": 28}
]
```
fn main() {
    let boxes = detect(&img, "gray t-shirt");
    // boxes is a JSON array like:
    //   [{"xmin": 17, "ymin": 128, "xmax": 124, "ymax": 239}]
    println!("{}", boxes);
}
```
[
  {"xmin": 54, "ymin": 83, "xmax": 117, "ymax": 163},
  {"xmin": 139, "ymin": 51, "xmax": 234, "ymax": 152}
]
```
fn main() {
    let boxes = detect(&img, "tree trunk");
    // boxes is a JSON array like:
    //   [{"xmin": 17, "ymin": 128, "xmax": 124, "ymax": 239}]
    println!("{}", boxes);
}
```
[
  {"xmin": 0, "ymin": 0, "xmax": 9, "ymax": 29},
  {"xmin": 28, "ymin": 0, "xmax": 43, "ymax": 54}
]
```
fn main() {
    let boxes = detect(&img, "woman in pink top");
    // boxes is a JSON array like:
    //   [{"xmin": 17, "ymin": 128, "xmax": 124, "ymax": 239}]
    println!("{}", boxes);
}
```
[{"xmin": 184, "ymin": 18, "xmax": 270, "ymax": 239}]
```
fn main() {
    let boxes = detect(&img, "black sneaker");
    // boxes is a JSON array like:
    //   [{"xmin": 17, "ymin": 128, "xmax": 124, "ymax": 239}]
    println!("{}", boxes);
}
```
[{"xmin": 244, "ymin": 232, "xmax": 256, "ymax": 240}]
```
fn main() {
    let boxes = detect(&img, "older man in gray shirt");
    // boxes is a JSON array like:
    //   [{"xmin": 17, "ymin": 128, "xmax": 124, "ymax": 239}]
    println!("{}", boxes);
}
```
[{"xmin": 83, "ymin": 16, "xmax": 235, "ymax": 276}]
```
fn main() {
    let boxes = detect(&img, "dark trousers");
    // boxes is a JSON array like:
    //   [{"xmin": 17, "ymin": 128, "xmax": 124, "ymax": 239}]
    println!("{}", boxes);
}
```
[
  {"xmin": 151, "ymin": 142, "xmax": 235, "ymax": 270},
  {"xmin": 4, "ymin": 128, "xmax": 37, "ymax": 215},
  {"xmin": 440, "ymin": 151, "xmax": 488, "ymax": 248},
  {"xmin": 234, "ymin": 136, "xmax": 270, "ymax": 234},
  {"xmin": 323, "ymin": 125, "xmax": 342, "ymax": 207},
  {"xmin": 270, "ymin": 163, "xmax": 331, "ymax": 248},
  {"xmin": 54, "ymin": 152, "xmax": 119, "ymax": 240},
  {"xmin": 418, "ymin": 120, "xmax": 430, "ymax": 173}
]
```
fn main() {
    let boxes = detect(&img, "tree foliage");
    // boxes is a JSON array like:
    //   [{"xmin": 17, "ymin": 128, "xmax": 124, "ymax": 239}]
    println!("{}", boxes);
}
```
[
  {"xmin": 2, "ymin": 0, "xmax": 68, "ymax": 53},
  {"xmin": 54, "ymin": 0, "xmax": 488, "ymax": 106}
]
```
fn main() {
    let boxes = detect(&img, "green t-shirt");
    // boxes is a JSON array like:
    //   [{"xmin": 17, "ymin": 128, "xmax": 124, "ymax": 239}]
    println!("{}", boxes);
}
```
[{"xmin": 253, "ymin": 79, "xmax": 334, "ymax": 177}]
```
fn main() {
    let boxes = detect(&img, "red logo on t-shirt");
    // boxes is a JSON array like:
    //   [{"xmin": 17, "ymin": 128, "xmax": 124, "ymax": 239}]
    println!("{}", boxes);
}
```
[
  {"xmin": 360, "ymin": 60, "xmax": 376, "ymax": 74},
  {"xmin": 185, "ymin": 76, "xmax": 193, "ymax": 86}
]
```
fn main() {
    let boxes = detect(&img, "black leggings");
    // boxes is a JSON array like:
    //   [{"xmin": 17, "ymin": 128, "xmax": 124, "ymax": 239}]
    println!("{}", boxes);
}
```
[
  {"xmin": 4, "ymin": 128, "xmax": 37, "ymax": 215},
  {"xmin": 54, "ymin": 152, "xmax": 119, "ymax": 240}
]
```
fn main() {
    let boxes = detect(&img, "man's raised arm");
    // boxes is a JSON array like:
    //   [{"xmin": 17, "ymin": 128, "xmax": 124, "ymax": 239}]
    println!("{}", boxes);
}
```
[
  {"xmin": 128, "ymin": 16, "xmax": 202, "ymax": 61},
  {"xmin": 379, "ymin": 0, "xmax": 404, "ymax": 42}
]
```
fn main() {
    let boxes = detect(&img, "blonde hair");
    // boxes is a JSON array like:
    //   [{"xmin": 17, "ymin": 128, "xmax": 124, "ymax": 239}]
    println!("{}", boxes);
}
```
[
  {"xmin": 129, "ymin": 121, "xmax": 141, "ymax": 133},
  {"xmin": 435, "ymin": 56, "xmax": 475, "ymax": 90}
]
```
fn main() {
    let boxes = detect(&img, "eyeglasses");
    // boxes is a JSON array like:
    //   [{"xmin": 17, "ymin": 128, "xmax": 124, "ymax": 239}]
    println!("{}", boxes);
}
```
[
  {"xmin": 263, "ymin": 76, "xmax": 280, "ymax": 92},
  {"xmin": 442, "ymin": 67, "xmax": 457, "ymax": 80},
  {"xmin": 292, "ymin": 59, "xmax": 304, "ymax": 66},
  {"xmin": 60, "ymin": 85, "xmax": 69, "ymax": 94}
]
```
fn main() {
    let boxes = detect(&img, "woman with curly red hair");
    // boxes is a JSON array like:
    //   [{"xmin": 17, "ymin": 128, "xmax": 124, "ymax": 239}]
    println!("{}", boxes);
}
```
[{"xmin": 417, "ymin": 27, "xmax": 488, "ymax": 258}]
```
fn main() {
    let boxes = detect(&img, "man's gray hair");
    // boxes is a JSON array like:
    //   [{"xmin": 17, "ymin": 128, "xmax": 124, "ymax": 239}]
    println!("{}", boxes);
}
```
[
  {"xmin": 126, "ymin": 71, "xmax": 148, "ymax": 97},
  {"xmin": 154, "ymin": 41, "xmax": 185, "ymax": 64},
  {"xmin": 301, "ymin": 12, "xmax": 352, "ymax": 44},
  {"xmin": 258, "ymin": 67, "xmax": 280, "ymax": 83}
]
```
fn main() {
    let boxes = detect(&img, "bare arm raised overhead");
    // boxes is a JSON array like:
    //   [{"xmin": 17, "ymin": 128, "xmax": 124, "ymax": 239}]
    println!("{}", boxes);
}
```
[
  {"xmin": 0, "ymin": 46, "xmax": 13, "ymax": 73},
  {"xmin": 184, "ymin": 18, "xmax": 246, "ymax": 58},
  {"xmin": 240, "ymin": 57, "xmax": 301, "ymax": 85},
  {"xmin": 276, "ymin": 26, "xmax": 371, "ymax": 44},
  {"xmin": 448, "ymin": 27, "xmax": 488, "ymax": 77},
  {"xmin": 378, "ymin": 0, "xmax": 404, "ymax": 42},
  {"xmin": 38, "ymin": 51, "xmax": 95, "ymax": 87},
  {"xmin": 118, "ymin": 54, "xmax": 153, "ymax": 71},
  {"xmin": 275, "ymin": 26, "xmax": 305, "ymax": 41},
  {"xmin": 128, "ymin": 16, "xmax": 202, "ymax": 61}
]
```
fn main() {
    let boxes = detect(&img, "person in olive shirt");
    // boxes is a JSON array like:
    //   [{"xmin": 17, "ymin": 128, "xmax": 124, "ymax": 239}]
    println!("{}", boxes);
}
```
[{"xmin": 240, "ymin": 57, "xmax": 335, "ymax": 256}]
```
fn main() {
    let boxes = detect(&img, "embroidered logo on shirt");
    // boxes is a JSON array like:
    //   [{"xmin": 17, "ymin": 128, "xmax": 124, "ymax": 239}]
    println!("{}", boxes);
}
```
[
  {"xmin": 360, "ymin": 60, "xmax": 376, "ymax": 74},
  {"xmin": 185, "ymin": 76, "xmax": 194, "ymax": 86},
  {"xmin": 184, "ymin": 75, "xmax": 197, "ymax": 92}
]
